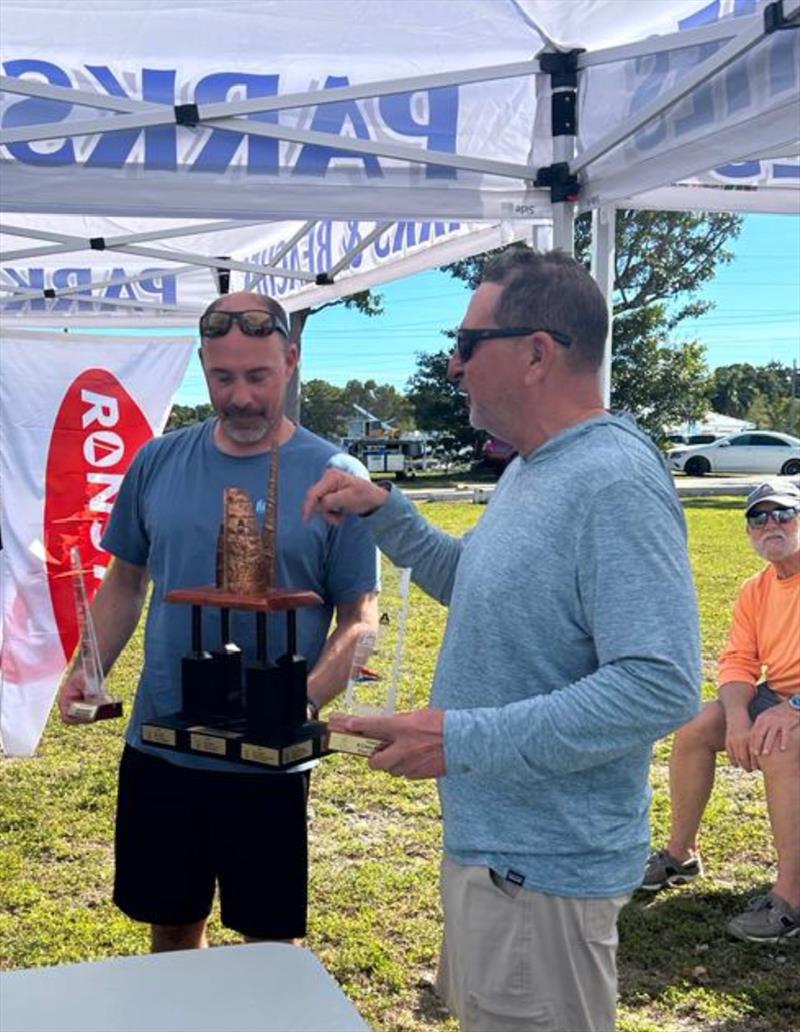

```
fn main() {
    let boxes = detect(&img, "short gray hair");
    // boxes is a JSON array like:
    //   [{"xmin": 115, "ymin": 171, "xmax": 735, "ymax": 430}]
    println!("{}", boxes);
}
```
[{"xmin": 481, "ymin": 249, "xmax": 608, "ymax": 371}]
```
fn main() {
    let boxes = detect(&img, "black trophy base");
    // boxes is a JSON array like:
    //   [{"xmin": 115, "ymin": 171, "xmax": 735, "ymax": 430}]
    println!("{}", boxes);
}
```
[
  {"xmin": 68, "ymin": 699, "xmax": 124, "ymax": 723},
  {"xmin": 141, "ymin": 711, "xmax": 328, "ymax": 771}
]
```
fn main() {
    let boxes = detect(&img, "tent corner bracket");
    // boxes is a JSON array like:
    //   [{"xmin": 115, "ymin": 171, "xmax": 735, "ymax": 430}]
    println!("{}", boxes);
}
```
[
  {"xmin": 538, "ymin": 49, "xmax": 585, "ymax": 89},
  {"xmin": 764, "ymin": 0, "xmax": 799, "ymax": 32},
  {"xmin": 534, "ymin": 163, "xmax": 580, "ymax": 204}
]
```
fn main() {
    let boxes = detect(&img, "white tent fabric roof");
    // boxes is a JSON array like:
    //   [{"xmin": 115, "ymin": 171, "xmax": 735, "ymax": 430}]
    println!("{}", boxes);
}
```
[{"xmin": 1, "ymin": 0, "xmax": 798, "ymax": 324}]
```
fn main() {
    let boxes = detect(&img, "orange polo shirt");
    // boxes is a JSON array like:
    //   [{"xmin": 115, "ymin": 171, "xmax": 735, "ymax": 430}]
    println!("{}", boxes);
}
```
[{"xmin": 718, "ymin": 564, "xmax": 800, "ymax": 698}]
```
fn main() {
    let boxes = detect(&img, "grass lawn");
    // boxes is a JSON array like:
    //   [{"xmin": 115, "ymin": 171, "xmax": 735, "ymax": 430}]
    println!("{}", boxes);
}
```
[{"xmin": 1, "ymin": 496, "xmax": 797, "ymax": 1031}]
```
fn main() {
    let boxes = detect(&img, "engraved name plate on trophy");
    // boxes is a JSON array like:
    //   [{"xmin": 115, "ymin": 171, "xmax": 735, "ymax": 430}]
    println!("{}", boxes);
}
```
[
  {"xmin": 327, "ymin": 562, "xmax": 411, "ymax": 757},
  {"xmin": 66, "ymin": 547, "xmax": 123, "ymax": 723}
]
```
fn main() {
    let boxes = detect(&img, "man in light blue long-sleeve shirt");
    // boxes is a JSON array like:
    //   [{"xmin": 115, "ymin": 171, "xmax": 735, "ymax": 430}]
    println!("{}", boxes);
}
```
[{"xmin": 304, "ymin": 249, "xmax": 701, "ymax": 1032}]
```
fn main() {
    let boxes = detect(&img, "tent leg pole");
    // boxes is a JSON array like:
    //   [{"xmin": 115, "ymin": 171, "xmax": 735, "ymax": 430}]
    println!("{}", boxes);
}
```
[
  {"xmin": 544, "ymin": 50, "xmax": 579, "ymax": 257},
  {"xmin": 591, "ymin": 206, "xmax": 616, "ymax": 409},
  {"xmin": 551, "ymin": 118, "xmax": 575, "ymax": 255},
  {"xmin": 551, "ymin": 199, "xmax": 575, "ymax": 256}
]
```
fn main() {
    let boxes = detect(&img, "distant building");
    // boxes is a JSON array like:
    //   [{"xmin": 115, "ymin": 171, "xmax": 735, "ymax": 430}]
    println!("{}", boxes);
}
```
[{"xmin": 666, "ymin": 411, "xmax": 754, "ymax": 443}]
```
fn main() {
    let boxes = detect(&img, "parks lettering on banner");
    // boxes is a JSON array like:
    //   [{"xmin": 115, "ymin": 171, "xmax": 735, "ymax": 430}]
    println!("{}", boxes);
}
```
[{"xmin": 1, "ymin": 63, "xmax": 459, "ymax": 177}]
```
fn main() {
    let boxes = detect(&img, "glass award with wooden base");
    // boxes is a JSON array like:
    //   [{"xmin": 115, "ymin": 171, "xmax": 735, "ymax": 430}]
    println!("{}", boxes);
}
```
[
  {"xmin": 326, "ymin": 562, "xmax": 411, "ymax": 758},
  {"xmin": 66, "ymin": 546, "xmax": 123, "ymax": 723}
]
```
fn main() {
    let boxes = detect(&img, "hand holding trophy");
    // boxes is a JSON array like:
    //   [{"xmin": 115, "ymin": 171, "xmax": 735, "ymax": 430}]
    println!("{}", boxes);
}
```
[{"xmin": 62, "ymin": 546, "xmax": 123, "ymax": 723}]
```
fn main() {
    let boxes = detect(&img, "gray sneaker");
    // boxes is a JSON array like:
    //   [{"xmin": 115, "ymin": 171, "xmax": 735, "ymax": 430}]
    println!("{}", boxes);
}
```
[
  {"xmin": 726, "ymin": 892, "xmax": 800, "ymax": 943},
  {"xmin": 641, "ymin": 849, "xmax": 703, "ymax": 891}
]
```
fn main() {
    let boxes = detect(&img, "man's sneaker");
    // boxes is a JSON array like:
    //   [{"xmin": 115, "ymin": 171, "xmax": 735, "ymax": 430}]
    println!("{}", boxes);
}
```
[
  {"xmin": 640, "ymin": 849, "xmax": 703, "ymax": 891},
  {"xmin": 726, "ymin": 892, "xmax": 800, "ymax": 943}
]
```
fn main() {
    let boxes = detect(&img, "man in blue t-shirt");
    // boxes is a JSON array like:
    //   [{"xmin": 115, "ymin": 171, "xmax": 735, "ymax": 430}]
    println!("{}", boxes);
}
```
[{"xmin": 58, "ymin": 291, "xmax": 379, "ymax": 951}]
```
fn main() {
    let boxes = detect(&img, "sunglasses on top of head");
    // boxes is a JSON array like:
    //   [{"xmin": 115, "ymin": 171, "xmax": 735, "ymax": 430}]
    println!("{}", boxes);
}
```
[
  {"xmin": 746, "ymin": 506, "xmax": 800, "ymax": 529},
  {"xmin": 455, "ymin": 327, "xmax": 573, "ymax": 363},
  {"xmin": 199, "ymin": 309, "xmax": 290, "ymax": 340}
]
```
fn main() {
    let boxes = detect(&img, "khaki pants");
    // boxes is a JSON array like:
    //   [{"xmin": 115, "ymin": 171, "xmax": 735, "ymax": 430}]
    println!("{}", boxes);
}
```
[{"xmin": 435, "ymin": 857, "xmax": 629, "ymax": 1032}]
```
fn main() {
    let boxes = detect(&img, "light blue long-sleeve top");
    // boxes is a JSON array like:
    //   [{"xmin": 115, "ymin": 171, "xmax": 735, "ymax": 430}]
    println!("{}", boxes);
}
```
[{"xmin": 366, "ymin": 412, "xmax": 701, "ymax": 897}]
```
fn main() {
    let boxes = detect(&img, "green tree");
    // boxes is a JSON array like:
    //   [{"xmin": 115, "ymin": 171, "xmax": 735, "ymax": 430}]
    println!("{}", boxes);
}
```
[
  {"xmin": 609, "ymin": 307, "xmax": 712, "ymax": 437},
  {"xmin": 745, "ymin": 392, "xmax": 800, "ymax": 437},
  {"xmin": 165, "ymin": 402, "xmax": 213, "ymax": 431},
  {"xmin": 712, "ymin": 361, "xmax": 795, "ymax": 418},
  {"xmin": 300, "ymin": 379, "xmax": 347, "ymax": 440},
  {"xmin": 300, "ymin": 378, "xmax": 416, "ymax": 441},
  {"xmin": 406, "ymin": 351, "xmax": 482, "ymax": 457},
  {"xmin": 341, "ymin": 379, "xmax": 414, "ymax": 430},
  {"xmin": 290, "ymin": 290, "xmax": 384, "ymax": 424},
  {"xmin": 434, "ymin": 211, "xmax": 741, "ymax": 440}
]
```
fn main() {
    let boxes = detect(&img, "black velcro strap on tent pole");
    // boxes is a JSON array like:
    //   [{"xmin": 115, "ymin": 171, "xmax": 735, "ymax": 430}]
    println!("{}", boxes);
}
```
[
  {"xmin": 315, "ymin": 273, "xmax": 334, "ymax": 286},
  {"xmin": 89, "ymin": 237, "xmax": 106, "ymax": 250},
  {"xmin": 214, "ymin": 258, "xmax": 231, "ymax": 295},
  {"xmin": 43, "ymin": 288, "xmax": 56, "ymax": 299},
  {"xmin": 539, "ymin": 49, "xmax": 584, "ymax": 137}
]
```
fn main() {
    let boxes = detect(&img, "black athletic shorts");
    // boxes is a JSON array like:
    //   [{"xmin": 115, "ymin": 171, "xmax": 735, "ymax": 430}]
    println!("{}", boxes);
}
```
[
  {"xmin": 748, "ymin": 682, "xmax": 784, "ymax": 720},
  {"xmin": 114, "ymin": 745, "xmax": 309, "ymax": 939}
]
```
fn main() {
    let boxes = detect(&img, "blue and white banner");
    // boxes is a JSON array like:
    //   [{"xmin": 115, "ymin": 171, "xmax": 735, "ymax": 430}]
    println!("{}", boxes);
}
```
[
  {"xmin": 0, "ymin": 0, "xmax": 545, "ymax": 222},
  {"xmin": 0, "ymin": 216, "xmax": 544, "ymax": 323}
]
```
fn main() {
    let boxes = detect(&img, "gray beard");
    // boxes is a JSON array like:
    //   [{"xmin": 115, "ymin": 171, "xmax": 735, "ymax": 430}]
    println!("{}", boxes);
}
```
[{"xmin": 221, "ymin": 416, "xmax": 272, "ymax": 444}]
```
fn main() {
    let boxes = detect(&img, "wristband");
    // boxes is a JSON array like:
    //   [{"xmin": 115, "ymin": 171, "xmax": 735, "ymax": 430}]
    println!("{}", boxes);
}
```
[{"xmin": 360, "ymin": 480, "xmax": 392, "ymax": 518}]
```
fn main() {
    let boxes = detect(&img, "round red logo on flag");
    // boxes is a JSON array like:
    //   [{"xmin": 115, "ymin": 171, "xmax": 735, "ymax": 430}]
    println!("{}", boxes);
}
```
[{"xmin": 44, "ymin": 369, "xmax": 152, "ymax": 663}]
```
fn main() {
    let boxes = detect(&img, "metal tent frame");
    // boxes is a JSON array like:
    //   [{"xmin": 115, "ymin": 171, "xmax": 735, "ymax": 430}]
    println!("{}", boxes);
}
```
[{"xmin": 1, "ymin": 0, "xmax": 798, "ymax": 406}]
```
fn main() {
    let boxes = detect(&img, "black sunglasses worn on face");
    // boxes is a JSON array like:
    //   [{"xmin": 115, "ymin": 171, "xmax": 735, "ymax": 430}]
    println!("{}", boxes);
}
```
[
  {"xmin": 199, "ymin": 309, "xmax": 290, "ymax": 340},
  {"xmin": 456, "ymin": 327, "xmax": 573, "ymax": 363},
  {"xmin": 746, "ymin": 506, "xmax": 800, "ymax": 529}
]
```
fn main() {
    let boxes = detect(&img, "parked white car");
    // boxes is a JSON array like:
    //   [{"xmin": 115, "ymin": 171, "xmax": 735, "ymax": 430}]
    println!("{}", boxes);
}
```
[{"xmin": 668, "ymin": 430, "xmax": 800, "ymax": 477}]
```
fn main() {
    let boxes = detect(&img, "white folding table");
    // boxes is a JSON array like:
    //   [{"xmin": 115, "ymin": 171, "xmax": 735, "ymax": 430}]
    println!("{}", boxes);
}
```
[{"xmin": 0, "ymin": 943, "xmax": 370, "ymax": 1032}]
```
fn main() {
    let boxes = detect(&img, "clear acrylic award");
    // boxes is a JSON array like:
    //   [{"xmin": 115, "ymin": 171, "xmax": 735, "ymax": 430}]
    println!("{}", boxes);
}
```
[
  {"xmin": 66, "ymin": 546, "xmax": 123, "ymax": 722},
  {"xmin": 327, "ymin": 562, "xmax": 411, "ymax": 756}
]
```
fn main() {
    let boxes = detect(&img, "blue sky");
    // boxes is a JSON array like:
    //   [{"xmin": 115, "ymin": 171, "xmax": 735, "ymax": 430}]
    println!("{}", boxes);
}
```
[{"xmin": 177, "ymin": 212, "xmax": 800, "ymax": 406}]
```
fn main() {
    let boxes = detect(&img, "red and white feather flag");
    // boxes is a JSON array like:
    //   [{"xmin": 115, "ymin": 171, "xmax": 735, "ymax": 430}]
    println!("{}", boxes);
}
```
[{"xmin": 0, "ymin": 330, "xmax": 193, "ymax": 755}]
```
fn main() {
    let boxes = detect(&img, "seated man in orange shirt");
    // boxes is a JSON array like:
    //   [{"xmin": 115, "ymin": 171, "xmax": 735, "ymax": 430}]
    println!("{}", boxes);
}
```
[{"xmin": 643, "ymin": 480, "xmax": 800, "ymax": 942}]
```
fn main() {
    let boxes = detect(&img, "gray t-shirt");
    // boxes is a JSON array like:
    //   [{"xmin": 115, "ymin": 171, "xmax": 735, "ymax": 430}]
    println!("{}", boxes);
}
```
[
  {"xmin": 366, "ymin": 412, "xmax": 701, "ymax": 897},
  {"xmin": 103, "ymin": 419, "xmax": 379, "ymax": 770}
]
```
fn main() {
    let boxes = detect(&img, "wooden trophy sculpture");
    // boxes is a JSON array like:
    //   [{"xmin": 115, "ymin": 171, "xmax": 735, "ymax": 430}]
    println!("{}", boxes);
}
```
[{"xmin": 141, "ymin": 445, "xmax": 327, "ymax": 770}]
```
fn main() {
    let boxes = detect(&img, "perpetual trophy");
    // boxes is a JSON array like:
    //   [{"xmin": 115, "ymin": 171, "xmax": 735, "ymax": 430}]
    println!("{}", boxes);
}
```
[{"xmin": 141, "ymin": 443, "xmax": 327, "ymax": 770}]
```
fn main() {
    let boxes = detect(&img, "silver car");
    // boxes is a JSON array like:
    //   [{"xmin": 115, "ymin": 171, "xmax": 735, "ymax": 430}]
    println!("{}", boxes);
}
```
[{"xmin": 668, "ymin": 430, "xmax": 800, "ymax": 477}]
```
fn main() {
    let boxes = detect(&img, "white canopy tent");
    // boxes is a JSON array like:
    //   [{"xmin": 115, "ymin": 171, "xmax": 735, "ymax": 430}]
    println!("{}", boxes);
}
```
[
  {"xmin": 1, "ymin": 0, "xmax": 798, "ymax": 331},
  {"xmin": 2, "ymin": 0, "xmax": 799, "ymax": 755}
]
